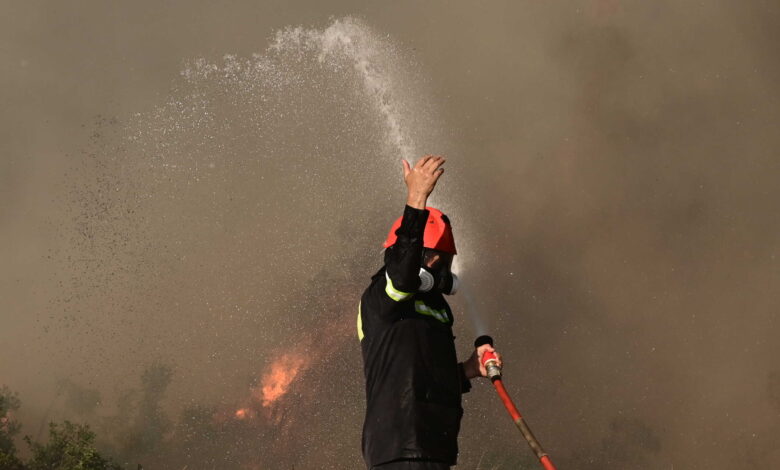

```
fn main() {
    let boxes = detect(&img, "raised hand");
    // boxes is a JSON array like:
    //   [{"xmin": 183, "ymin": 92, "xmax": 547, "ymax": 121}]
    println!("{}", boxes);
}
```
[{"xmin": 402, "ymin": 155, "xmax": 446, "ymax": 209}]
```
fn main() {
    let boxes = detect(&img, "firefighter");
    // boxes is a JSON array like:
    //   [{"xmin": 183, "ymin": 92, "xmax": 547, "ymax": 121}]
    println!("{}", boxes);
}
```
[{"xmin": 358, "ymin": 155, "xmax": 502, "ymax": 469}]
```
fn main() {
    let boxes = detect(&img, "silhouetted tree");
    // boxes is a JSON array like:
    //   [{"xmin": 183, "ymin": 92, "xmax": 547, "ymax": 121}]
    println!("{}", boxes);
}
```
[
  {"xmin": 1, "ymin": 385, "xmax": 120, "ymax": 470},
  {"xmin": 0, "ymin": 386, "xmax": 24, "ymax": 469},
  {"xmin": 25, "ymin": 421, "xmax": 122, "ymax": 470},
  {"xmin": 100, "ymin": 363, "xmax": 173, "ymax": 465}
]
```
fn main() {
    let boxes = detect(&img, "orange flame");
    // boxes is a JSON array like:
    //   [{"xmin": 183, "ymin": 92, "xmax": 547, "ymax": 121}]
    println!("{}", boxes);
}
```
[{"xmin": 255, "ymin": 352, "xmax": 307, "ymax": 407}]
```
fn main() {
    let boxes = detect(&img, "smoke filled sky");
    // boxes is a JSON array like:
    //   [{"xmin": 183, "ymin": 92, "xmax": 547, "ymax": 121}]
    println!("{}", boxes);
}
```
[{"xmin": 2, "ymin": 1, "xmax": 779, "ymax": 469}]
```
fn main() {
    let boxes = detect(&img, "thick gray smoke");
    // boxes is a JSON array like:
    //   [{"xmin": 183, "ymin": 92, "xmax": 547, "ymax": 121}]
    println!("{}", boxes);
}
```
[
  {"xmin": 42, "ymin": 17, "xmax": 444, "ymax": 468},
  {"xmin": 2, "ymin": 2, "xmax": 779, "ymax": 469}
]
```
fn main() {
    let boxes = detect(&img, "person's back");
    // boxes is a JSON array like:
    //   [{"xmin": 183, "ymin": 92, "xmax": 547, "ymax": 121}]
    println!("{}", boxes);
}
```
[{"xmin": 358, "ymin": 156, "xmax": 501, "ymax": 470}]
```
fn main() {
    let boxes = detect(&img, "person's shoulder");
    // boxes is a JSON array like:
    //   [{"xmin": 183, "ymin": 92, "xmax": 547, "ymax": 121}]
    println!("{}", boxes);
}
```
[
  {"xmin": 361, "ymin": 266, "xmax": 386, "ymax": 297},
  {"xmin": 370, "ymin": 266, "xmax": 386, "ymax": 281}
]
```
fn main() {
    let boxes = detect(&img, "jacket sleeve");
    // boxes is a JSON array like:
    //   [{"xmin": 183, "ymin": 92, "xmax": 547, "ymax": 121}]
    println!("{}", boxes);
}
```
[{"xmin": 383, "ymin": 205, "xmax": 429, "ymax": 301}]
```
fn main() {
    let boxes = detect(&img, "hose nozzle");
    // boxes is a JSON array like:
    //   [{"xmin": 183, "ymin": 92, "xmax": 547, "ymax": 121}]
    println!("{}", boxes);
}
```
[
  {"xmin": 482, "ymin": 350, "xmax": 502, "ymax": 381},
  {"xmin": 475, "ymin": 335, "xmax": 502, "ymax": 381}
]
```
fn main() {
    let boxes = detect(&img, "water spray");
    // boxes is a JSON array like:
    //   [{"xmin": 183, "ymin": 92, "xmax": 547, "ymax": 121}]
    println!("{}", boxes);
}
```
[{"xmin": 475, "ymin": 335, "xmax": 558, "ymax": 470}]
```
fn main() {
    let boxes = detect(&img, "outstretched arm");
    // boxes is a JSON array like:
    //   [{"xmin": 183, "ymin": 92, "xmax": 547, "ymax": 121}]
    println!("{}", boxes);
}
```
[{"xmin": 384, "ymin": 156, "xmax": 446, "ymax": 295}]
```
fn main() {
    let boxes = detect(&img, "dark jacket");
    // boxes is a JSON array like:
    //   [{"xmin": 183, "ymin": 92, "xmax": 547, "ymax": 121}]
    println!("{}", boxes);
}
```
[{"xmin": 358, "ymin": 205, "xmax": 471, "ymax": 467}]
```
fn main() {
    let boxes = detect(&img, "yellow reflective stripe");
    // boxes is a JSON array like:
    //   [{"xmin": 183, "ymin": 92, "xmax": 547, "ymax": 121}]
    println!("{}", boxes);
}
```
[
  {"xmin": 357, "ymin": 302, "xmax": 365, "ymax": 341},
  {"xmin": 385, "ymin": 271, "xmax": 413, "ymax": 302},
  {"xmin": 414, "ymin": 300, "xmax": 450, "ymax": 324}
]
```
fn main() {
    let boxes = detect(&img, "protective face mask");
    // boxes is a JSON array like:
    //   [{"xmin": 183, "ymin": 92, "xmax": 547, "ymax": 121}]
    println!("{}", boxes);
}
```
[{"xmin": 418, "ymin": 267, "xmax": 459, "ymax": 295}]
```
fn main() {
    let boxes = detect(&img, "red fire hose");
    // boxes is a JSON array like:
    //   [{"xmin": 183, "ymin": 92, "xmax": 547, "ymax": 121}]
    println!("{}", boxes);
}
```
[{"xmin": 475, "ymin": 335, "xmax": 558, "ymax": 470}]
